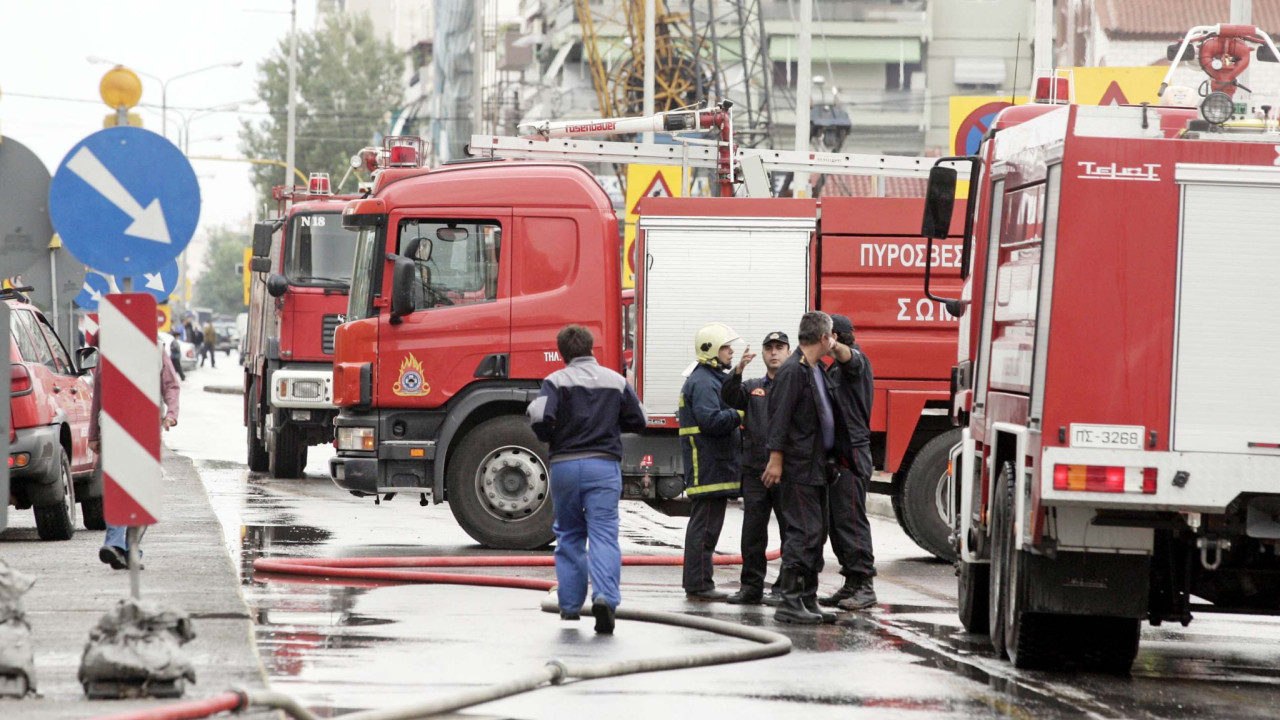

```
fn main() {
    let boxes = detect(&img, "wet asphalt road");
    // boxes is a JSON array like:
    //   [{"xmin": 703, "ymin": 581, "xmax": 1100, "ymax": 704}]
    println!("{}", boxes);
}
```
[{"xmin": 169, "ymin": 358, "xmax": 1280, "ymax": 719}]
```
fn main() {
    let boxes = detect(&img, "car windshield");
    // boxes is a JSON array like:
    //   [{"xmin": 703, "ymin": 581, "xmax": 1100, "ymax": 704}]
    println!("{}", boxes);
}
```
[{"xmin": 286, "ymin": 212, "xmax": 351, "ymax": 287}]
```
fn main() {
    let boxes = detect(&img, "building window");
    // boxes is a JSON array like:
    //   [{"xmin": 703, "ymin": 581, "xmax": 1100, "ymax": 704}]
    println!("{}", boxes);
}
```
[{"xmin": 885, "ymin": 61, "xmax": 922, "ymax": 91}]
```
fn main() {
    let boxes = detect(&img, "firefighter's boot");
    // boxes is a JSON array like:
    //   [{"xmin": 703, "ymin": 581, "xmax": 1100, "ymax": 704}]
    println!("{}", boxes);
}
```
[
  {"xmin": 837, "ymin": 576, "xmax": 879, "ymax": 611},
  {"xmin": 803, "ymin": 573, "xmax": 838, "ymax": 623},
  {"xmin": 773, "ymin": 566, "xmax": 822, "ymax": 625},
  {"xmin": 818, "ymin": 575, "xmax": 859, "ymax": 607}
]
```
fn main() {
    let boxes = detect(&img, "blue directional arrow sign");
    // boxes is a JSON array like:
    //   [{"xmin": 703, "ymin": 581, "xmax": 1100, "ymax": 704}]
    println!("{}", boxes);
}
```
[
  {"xmin": 48, "ymin": 127, "xmax": 200, "ymax": 278},
  {"xmin": 75, "ymin": 272, "xmax": 113, "ymax": 311},
  {"xmin": 124, "ymin": 260, "xmax": 180, "ymax": 302}
]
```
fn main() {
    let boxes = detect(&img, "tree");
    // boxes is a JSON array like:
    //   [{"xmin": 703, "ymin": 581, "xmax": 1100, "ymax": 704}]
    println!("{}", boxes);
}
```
[
  {"xmin": 240, "ymin": 12, "xmax": 403, "ymax": 206},
  {"xmin": 194, "ymin": 227, "xmax": 251, "ymax": 317}
]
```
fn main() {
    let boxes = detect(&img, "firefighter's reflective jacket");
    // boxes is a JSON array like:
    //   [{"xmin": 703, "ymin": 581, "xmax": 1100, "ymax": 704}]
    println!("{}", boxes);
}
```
[{"xmin": 677, "ymin": 361, "xmax": 743, "ymax": 499}]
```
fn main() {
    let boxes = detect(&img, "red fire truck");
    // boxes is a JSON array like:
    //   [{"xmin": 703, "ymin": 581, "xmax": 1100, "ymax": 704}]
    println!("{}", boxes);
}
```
[
  {"xmin": 244, "ymin": 173, "xmax": 360, "ymax": 478},
  {"xmin": 328, "ymin": 126, "xmax": 970, "ymax": 553},
  {"xmin": 927, "ymin": 24, "xmax": 1280, "ymax": 672}
]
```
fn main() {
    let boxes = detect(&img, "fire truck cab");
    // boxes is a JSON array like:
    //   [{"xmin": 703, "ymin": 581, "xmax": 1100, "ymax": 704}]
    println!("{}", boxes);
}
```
[
  {"xmin": 930, "ymin": 24, "xmax": 1280, "ymax": 672},
  {"xmin": 244, "ymin": 174, "xmax": 360, "ymax": 478}
]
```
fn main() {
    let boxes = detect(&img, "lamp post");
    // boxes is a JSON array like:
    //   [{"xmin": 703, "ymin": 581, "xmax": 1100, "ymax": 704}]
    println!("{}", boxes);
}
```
[{"xmin": 86, "ymin": 57, "xmax": 242, "ymax": 140}]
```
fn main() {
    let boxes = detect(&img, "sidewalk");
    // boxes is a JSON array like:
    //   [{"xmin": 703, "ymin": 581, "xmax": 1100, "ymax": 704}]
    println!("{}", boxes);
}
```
[{"xmin": 0, "ymin": 447, "xmax": 268, "ymax": 719}]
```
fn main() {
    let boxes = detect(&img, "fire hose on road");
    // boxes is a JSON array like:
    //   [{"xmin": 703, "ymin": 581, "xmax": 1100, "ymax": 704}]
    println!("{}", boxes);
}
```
[{"xmin": 88, "ymin": 549, "xmax": 790, "ymax": 720}]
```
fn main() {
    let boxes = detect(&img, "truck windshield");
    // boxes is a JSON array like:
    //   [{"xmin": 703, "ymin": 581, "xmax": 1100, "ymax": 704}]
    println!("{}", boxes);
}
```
[
  {"xmin": 287, "ymin": 212, "xmax": 351, "ymax": 287},
  {"xmin": 347, "ymin": 227, "xmax": 379, "ymax": 320}
]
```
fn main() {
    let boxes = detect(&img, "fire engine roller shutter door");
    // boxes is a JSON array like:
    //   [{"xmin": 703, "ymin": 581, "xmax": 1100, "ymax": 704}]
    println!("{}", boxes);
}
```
[
  {"xmin": 1174, "ymin": 183, "xmax": 1280, "ymax": 454},
  {"xmin": 640, "ymin": 221, "xmax": 812, "ymax": 417}
]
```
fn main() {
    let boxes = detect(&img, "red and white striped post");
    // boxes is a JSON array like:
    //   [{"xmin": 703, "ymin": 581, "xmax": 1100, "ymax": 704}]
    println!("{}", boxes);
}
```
[{"xmin": 100, "ymin": 293, "xmax": 161, "ymax": 599}]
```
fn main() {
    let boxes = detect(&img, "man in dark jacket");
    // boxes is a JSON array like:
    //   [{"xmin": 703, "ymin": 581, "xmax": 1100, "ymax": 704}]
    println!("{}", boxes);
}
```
[
  {"xmin": 820, "ymin": 314, "xmax": 878, "ymax": 610},
  {"xmin": 528, "ymin": 325, "xmax": 648, "ymax": 634},
  {"xmin": 678, "ymin": 322, "xmax": 743, "ymax": 601},
  {"xmin": 721, "ymin": 331, "xmax": 790, "ymax": 606},
  {"xmin": 764, "ymin": 311, "xmax": 842, "ymax": 624}
]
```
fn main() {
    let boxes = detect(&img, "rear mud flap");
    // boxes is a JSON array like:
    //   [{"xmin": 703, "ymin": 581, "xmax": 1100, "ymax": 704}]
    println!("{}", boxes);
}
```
[{"xmin": 1023, "ymin": 550, "xmax": 1150, "ymax": 618}]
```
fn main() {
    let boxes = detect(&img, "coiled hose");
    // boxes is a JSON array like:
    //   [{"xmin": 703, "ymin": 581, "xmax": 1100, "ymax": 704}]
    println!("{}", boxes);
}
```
[{"xmin": 88, "ymin": 549, "xmax": 789, "ymax": 720}]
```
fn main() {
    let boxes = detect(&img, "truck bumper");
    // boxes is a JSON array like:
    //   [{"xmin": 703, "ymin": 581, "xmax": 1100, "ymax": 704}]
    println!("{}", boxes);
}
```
[
  {"xmin": 1042, "ymin": 447, "xmax": 1280, "ymax": 513},
  {"xmin": 330, "ymin": 455, "xmax": 379, "ymax": 495}
]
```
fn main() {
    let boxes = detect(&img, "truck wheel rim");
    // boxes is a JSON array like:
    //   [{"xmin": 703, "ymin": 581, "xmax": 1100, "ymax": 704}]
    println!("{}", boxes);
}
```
[
  {"xmin": 934, "ymin": 469, "xmax": 950, "ymax": 526},
  {"xmin": 476, "ymin": 445, "xmax": 548, "ymax": 522}
]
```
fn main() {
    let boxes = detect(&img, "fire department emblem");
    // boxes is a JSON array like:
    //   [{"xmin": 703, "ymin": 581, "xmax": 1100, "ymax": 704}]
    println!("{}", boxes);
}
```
[{"xmin": 392, "ymin": 353, "xmax": 431, "ymax": 397}]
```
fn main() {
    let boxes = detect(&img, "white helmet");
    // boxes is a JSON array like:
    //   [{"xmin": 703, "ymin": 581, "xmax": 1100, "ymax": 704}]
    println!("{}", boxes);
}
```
[{"xmin": 694, "ymin": 322, "xmax": 740, "ymax": 363}]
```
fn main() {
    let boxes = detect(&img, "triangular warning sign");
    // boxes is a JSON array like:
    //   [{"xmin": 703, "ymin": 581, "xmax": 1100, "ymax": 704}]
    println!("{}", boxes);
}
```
[
  {"xmin": 1098, "ymin": 81, "xmax": 1129, "ymax": 106},
  {"xmin": 630, "ymin": 173, "xmax": 675, "ymax": 216}
]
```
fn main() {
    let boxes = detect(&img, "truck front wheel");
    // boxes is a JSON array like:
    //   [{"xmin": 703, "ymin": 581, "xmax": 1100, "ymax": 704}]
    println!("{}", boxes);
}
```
[
  {"xmin": 247, "ymin": 379, "xmax": 269, "ymax": 472},
  {"xmin": 447, "ymin": 416, "xmax": 555, "ymax": 550},
  {"xmin": 269, "ymin": 423, "xmax": 307, "ymax": 479},
  {"xmin": 899, "ymin": 428, "xmax": 961, "ymax": 562}
]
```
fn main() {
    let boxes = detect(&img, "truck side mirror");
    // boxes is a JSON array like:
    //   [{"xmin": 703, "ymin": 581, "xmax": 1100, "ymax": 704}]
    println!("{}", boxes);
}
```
[
  {"xmin": 250, "ymin": 257, "xmax": 272, "ymax": 273},
  {"xmin": 921, "ymin": 166, "xmax": 957, "ymax": 240},
  {"xmin": 390, "ymin": 256, "xmax": 416, "ymax": 321},
  {"xmin": 252, "ymin": 221, "xmax": 274, "ymax": 258},
  {"xmin": 266, "ymin": 273, "xmax": 289, "ymax": 298},
  {"xmin": 75, "ymin": 346, "xmax": 98, "ymax": 374}
]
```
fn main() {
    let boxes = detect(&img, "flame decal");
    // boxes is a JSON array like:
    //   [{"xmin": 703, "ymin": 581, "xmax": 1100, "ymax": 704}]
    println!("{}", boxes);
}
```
[{"xmin": 392, "ymin": 352, "xmax": 431, "ymax": 397}]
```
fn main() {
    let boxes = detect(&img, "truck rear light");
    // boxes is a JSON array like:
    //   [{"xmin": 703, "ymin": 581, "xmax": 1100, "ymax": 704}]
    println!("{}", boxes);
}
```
[
  {"xmin": 1053, "ymin": 464, "xmax": 1157, "ymax": 494},
  {"xmin": 336, "ymin": 426, "xmax": 376, "ymax": 451},
  {"xmin": 10, "ymin": 364, "xmax": 31, "ymax": 394},
  {"xmin": 9, "ymin": 453, "xmax": 29, "ymax": 468}
]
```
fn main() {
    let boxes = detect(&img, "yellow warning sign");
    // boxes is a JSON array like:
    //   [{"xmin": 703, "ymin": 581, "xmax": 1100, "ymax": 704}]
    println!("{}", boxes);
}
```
[
  {"xmin": 623, "ymin": 164, "xmax": 684, "ymax": 289},
  {"xmin": 1067, "ymin": 66, "xmax": 1166, "ymax": 107}
]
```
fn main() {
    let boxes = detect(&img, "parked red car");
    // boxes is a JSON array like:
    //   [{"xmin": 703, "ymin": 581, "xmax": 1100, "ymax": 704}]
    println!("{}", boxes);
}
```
[{"xmin": 6, "ymin": 287, "xmax": 101, "ymax": 539}]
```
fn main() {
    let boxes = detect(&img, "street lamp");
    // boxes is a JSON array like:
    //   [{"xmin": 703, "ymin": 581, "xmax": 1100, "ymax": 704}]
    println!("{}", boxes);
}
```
[{"xmin": 86, "ymin": 56, "xmax": 242, "ymax": 140}]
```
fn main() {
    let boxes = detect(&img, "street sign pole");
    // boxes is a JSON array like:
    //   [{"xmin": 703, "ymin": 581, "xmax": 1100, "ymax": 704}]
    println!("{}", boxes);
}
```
[{"xmin": 100, "ymin": 294, "xmax": 162, "ymax": 600}]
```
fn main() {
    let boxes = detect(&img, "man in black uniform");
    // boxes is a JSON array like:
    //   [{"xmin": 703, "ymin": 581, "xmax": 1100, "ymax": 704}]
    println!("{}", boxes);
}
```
[
  {"xmin": 721, "ymin": 331, "xmax": 791, "ymax": 606},
  {"xmin": 820, "ymin": 314, "xmax": 878, "ymax": 610},
  {"xmin": 764, "ymin": 311, "xmax": 841, "ymax": 624}
]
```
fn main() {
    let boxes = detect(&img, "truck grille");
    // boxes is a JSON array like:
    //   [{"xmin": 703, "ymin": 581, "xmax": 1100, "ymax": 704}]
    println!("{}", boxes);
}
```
[{"xmin": 322, "ymin": 314, "xmax": 342, "ymax": 355}]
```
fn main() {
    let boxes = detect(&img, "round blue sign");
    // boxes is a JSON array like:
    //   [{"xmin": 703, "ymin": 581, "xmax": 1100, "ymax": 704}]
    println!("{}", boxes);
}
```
[
  {"xmin": 48, "ymin": 127, "xmax": 200, "ymax": 277},
  {"xmin": 124, "ymin": 260, "xmax": 180, "ymax": 302},
  {"xmin": 75, "ymin": 272, "xmax": 112, "ymax": 311}
]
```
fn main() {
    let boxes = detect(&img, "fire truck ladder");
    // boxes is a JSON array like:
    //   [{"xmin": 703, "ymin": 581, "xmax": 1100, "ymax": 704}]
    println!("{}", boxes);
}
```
[{"xmin": 468, "ymin": 134, "xmax": 968, "ymax": 197}]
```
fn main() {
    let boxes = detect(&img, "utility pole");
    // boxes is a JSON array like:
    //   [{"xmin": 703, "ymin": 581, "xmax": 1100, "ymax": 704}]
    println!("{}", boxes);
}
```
[
  {"xmin": 793, "ymin": 0, "xmax": 812, "ymax": 197},
  {"xmin": 1232, "ymin": 0, "xmax": 1253, "ymax": 96},
  {"xmin": 1033, "ymin": 0, "xmax": 1053, "ymax": 74},
  {"xmin": 285, "ymin": 0, "xmax": 298, "ymax": 189},
  {"xmin": 473, "ymin": 0, "xmax": 485, "ymax": 135},
  {"xmin": 643, "ymin": 0, "xmax": 656, "ymax": 144}
]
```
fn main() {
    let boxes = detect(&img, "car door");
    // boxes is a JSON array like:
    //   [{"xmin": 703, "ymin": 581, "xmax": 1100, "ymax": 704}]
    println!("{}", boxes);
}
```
[{"xmin": 30, "ymin": 311, "xmax": 92, "ymax": 472}]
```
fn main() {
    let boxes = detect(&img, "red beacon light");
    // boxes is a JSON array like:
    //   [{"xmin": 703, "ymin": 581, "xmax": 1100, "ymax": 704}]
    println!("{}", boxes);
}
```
[
  {"xmin": 1033, "ymin": 70, "xmax": 1074, "ymax": 105},
  {"xmin": 384, "ymin": 135, "xmax": 425, "ymax": 168},
  {"xmin": 307, "ymin": 172, "xmax": 332, "ymax": 196}
]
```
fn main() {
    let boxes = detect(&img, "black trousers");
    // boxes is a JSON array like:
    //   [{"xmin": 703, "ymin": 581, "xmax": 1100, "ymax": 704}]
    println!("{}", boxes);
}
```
[
  {"xmin": 739, "ymin": 467, "xmax": 787, "ymax": 590},
  {"xmin": 828, "ymin": 445, "xmax": 876, "ymax": 578},
  {"xmin": 780, "ymin": 480, "xmax": 828, "ymax": 577},
  {"xmin": 683, "ymin": 496, "xmax": 728, "ymax": 592}
]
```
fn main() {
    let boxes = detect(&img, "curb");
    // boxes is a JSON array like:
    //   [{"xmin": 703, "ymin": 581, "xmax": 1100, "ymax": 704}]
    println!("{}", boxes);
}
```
[{"xmin": 203, "ymin": 385, "xmax": 243, "ymax": 395}]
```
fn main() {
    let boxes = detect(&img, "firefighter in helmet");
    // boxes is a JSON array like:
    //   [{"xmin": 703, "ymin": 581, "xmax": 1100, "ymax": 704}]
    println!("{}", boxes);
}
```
[{"xmin": 678, "ymin": 322, "xmax": 744, "ymax": 601}]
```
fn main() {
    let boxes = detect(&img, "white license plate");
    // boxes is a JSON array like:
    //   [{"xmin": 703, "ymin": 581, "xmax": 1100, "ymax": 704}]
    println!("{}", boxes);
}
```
[{"xmin": 1069, "ymin": 424, "xmax": 1144, "ymax": 450}]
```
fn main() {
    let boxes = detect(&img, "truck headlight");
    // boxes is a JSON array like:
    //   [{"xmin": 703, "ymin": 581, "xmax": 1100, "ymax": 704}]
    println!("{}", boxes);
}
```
[
  {"xmin": 291, "ymin": 380, "xmax": 323, "ymax": 399},
  {"xmin": 336, "ymin": 426, "xmax": 375, "ymax": 451}
]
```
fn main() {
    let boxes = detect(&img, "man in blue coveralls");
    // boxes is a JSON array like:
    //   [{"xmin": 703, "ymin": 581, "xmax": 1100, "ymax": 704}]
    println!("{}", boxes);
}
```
[{"xmin": 528, "ymin": 324, "xmax": 648, "ymax": 634}]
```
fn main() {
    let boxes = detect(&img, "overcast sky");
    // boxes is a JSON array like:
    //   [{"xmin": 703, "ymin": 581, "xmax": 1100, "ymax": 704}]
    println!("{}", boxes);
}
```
[{"xmin": 0, "ymin": 0, "xmax": 322, "ymax": 273}]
